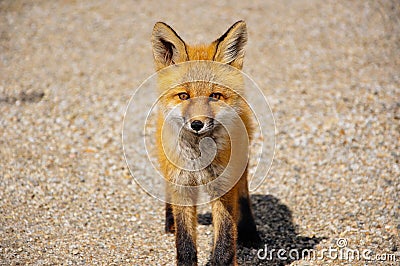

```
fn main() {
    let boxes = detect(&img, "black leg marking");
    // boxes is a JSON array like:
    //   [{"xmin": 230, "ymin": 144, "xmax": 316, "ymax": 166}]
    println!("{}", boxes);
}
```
[
  {"xmin": 237, "ymin": 197, "xmax": 261, "ymax": 247},
  {"xmin": 211, "ymin": 218, "xmax": 235, "ymax": 266},
  {"xmin": 175, "ymin": 218, "xmax": 197, "ymax": 266},
  {"xmin": 165, "ymin": 203, "xmax": 175, "ymax": 233}
]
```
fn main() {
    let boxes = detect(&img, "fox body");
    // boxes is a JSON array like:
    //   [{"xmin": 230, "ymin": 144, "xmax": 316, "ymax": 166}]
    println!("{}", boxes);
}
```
[{"xmin": 151, "ymin": 21, "xmax": 260, "ymax": 265}]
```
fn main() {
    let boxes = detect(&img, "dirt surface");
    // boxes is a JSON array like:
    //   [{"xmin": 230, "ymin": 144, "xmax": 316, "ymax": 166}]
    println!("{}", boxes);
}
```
[{"xmin": 1, "ymin": 0, "xmax": 399, "ymax": 265}]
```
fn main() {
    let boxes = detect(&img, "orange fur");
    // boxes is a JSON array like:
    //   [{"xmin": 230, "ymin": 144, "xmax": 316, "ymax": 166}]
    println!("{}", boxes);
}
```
[{"xmin": 152, "ymin": 21, "xmax": 259, "ymax": 266}]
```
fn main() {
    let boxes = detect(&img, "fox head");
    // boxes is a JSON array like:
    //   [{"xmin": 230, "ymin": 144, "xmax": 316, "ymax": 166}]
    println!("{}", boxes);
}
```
[{"xmin": 151, "ymin": 21, "xmax": 249, "ymax": 136}]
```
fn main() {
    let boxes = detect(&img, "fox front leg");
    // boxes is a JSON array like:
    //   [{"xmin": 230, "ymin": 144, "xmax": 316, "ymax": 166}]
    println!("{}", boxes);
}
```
[
  {"xmin": 211, "ymin": 192, "xmax": 238, "ymax": 266},
  {"xmin": 173, "ymin": 205, "xmax": 198, "ymax": 266},
  {"xmin": 236, "ymin": 174, "xmax": 261, "ymax": 247},
  {"xmin": 165, "ymin": 203, "xmax": 175, "ymax": 233}
]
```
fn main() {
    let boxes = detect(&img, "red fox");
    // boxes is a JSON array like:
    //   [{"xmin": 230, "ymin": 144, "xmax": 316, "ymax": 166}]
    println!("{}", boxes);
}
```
[{"xmin": 151, "ymin": 21, "xmax": 260, "ymax": 266}]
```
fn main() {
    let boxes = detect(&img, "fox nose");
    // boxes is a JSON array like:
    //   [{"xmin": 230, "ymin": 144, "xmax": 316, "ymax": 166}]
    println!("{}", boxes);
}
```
[{"xmin": 190, "ymin": 120, "xmax": 204, "ymax": 131}]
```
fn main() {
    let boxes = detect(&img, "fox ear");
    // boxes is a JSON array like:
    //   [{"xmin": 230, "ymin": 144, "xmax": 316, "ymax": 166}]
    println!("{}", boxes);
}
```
[
  {"xmin": 151, "ymin": 22, "xmax": 187, "ymax": 70},
  {"xmin": 213, "ymin": 21, "xmax": 247, "ymax": 69}
]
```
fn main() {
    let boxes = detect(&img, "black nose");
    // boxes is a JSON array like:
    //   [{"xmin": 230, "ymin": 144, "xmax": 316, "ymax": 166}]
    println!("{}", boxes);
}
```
[{"xmin": 190, "ymin": 120, "xmax": 204, "ymax": 131}]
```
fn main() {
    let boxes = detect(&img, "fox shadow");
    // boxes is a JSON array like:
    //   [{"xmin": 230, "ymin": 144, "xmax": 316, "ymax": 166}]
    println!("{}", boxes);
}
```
[{"xmin": 198, "ymin": 194, "xmax": 324, "ymax": 265}]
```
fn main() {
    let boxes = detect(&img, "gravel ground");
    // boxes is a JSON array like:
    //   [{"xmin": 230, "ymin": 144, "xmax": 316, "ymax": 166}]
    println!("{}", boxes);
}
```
[{"xmin": 1, "ymin": 0, "xmax": 399, "ymax": 265}]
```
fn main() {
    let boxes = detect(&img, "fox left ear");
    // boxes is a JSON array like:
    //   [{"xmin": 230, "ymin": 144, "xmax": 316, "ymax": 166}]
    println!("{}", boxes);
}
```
[
  {"xmin": 151, "ymin": 22, "xmax": 188, "ymax": 70},
  {"xmin": 213, "ymin": 21, "xmax": 247, "ymax": 69}
]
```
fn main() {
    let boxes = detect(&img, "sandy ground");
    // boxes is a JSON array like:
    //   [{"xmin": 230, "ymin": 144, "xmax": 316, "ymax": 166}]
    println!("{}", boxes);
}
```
[{"xmin": 1, "ymin": 0, "xmax": 399, "ymax": 265}]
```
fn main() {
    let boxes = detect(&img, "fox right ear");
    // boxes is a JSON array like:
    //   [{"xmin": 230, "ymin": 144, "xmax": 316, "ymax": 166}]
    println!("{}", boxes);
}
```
[
  {"xmin": 213, "ymin": 21, "xmax": 247, "ymax": 69},
  {"xmin": 151, "ymin": 22, "xmax": 187, "ymax": 70}
]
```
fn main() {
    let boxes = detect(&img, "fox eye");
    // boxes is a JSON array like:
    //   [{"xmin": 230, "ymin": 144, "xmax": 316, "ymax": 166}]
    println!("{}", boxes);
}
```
[
  {"xmin": 178, "ymin": 92, "xmax": 190, "ymax": 100},
  {"xmin": 209, "ymin": 93, "xmax": 223, "ymax": 101}
]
